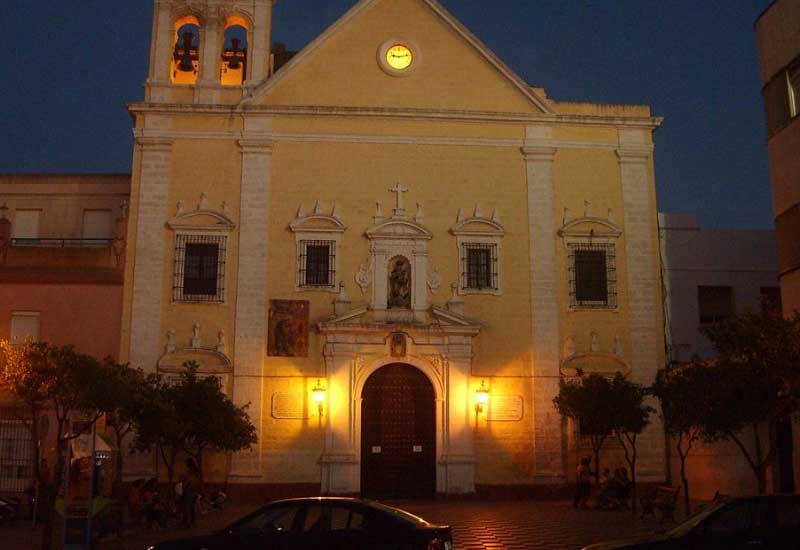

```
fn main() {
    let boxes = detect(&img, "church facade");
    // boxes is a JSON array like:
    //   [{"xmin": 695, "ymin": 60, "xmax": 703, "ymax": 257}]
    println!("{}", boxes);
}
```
[{"xmin": 121, "ymin": 0, "xmax": 666, "ymax": 497}]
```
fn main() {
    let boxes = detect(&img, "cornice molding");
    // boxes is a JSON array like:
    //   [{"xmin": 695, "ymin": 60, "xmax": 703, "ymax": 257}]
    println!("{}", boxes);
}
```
[{"xmin": 128, "ymin": 103, "xmax": 663, "ymax": 129}]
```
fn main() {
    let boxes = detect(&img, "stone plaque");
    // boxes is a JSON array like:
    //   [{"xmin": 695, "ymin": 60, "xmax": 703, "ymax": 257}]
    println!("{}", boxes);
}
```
[
  {"xmin": 372, "ymin": 446, "xmax": 382, "ymax": 454},
  {"xmin": 271, "ymin": 392, "xmax": 308, "ymax": 420},
  {"xmin": 413, "ymin": 445, "xmax": 423, "ymax": 453},
  {"xmin": 487, "ymin": 395, "xmax": 524, "ymax": 422}
]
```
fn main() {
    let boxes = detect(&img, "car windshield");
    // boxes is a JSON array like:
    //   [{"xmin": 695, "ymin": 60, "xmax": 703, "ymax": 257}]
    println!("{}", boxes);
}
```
[
  {"xmin": 367, "ymin": 502, "xmax": 430, "ymax": 526},
  {"xmin": 665, "ymin": 500, "xmax": 729, "ymax": 538}
]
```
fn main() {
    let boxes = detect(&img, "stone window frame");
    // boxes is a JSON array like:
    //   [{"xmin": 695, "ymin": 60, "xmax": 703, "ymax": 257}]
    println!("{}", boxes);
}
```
[
  {"xmin": 450, "ymin": 211, "xmax": 505, "ymax": 297},
  {"xmin": 297, "ymin": 239, "xmax": 337, "ymax": 290},
  {"xmin": 166, "ymin": 196, "xmax": 236, "ymax": 305},
  {"xmin": 172, "ymin": 232, "xmax": 228, "ymax": 303},
  {"xmin": 567, "ymin": 242, "xmax": 618, "ymax": 310},
  {"xmin": 289, "ymin": 205, "xmax": 346, "ymax": 294},
  {"xmin": 559, "ymin": 215, "xmax": 622, "ymax": 312},
  {"xmin": 458, "ymin": 238, "xmax": 501, "ymax": 295}
]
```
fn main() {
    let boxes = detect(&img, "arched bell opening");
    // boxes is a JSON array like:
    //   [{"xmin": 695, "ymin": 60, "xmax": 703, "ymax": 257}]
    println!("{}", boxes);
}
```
[
  {"xmin": 221, "ymin": 17, "xmax": 249, "ymax": 86},
  {"xmin": 171, "ymin": 16, "xmax": 201, "ymax": 85}
]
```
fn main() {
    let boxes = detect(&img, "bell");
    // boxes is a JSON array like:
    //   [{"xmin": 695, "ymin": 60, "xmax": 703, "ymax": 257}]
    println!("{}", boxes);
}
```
[
  {"xmin": 225, "ymin": 38, "xmax": 243, "ymax": 70},
  {"xmin": 176, "ymin": 32, "xmax": 195, "ymax": 72}
]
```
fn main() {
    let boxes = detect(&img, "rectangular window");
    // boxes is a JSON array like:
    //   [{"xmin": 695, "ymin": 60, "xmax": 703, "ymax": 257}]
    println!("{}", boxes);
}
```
[
  {"xmin": 173, "ymin": 234, "xmax": 226, "ymax": 303},
  {"xmin": 462, "ymin": 243, "xmax": 498, "ymax": 291},
  {"xmin": 10, "ymin": 312, "xmax": 40, "ymax": 345},
  {"xmin": 789, "ymin": 65, "xmax": 800, "ymax": 119},
  {"xmin": 298, "ymin": 240, "xmax": 335, "ymax": 288},
  {"xmin": 569, "ymin": 243, "xmax": 617, "ymax": 308},
  {"xmin": 12, "ymin": 210, "xmax": 41, "ymax": 242},
  {"xmin": 760, "ymin": 286, "xmax": 783, "ymax": 316},
  {"xmin": 698, "ymin": 286, "xmax": 735, "ymax": 325},
  {"xmin": 81, "ymin": 209, "xmax": 113, "ymax": 241}
]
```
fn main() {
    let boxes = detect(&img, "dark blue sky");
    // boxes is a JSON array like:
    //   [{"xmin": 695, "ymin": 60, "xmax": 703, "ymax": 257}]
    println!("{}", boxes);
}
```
[{"xmin": 0, "ymin": 0, "xmax": 775, "ymax": 228}]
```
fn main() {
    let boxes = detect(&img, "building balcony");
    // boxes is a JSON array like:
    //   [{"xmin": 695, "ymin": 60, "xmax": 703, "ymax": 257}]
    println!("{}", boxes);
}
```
[{"xmin": 0, "ymin": 238, "xmax": 124, "ymax": 285}]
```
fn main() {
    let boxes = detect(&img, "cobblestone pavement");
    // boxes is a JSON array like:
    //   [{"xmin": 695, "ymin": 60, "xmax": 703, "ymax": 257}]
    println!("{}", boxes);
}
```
[{"xmin": 1, "ymin": 500, "xmax": 666, "ymax": 550}]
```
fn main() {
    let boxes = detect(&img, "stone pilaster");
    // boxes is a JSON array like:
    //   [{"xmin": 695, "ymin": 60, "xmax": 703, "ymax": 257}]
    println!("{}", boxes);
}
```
[
  {"xmin": 129, "ymin": 137, "xmax": 173, "ymax": 373},
  {"xmin": 196, "ymin": 16, "xmax": 222, "ymax": 104},
  {"xmin": 229, "ymin": 136, "xmax": 273, "ymax": 481},
  {"xmin": 617, "ymin": 141, "xmax": 666, "ymax": 480},
  {"xmin": 522, "ymin": 134, "xmax": 564, "ymax": 483}
]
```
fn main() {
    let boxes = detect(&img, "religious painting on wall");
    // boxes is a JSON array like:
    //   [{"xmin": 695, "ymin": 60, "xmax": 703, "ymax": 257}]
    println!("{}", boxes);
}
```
[
  {"xmin": 388, "ymin": 256, "xmax": 411, "ymax": 309},
  {"xmin": 268, "ymin": 300, "xmax": 309, "ymax": 357}
]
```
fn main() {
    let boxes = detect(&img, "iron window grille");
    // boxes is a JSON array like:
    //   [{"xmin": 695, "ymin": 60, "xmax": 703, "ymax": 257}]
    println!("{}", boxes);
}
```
[
  {"xmin": 173, "ymin": 234, "xmax": 226, "ymax": 303},
  {"xmin": 568, "ymin": 243, "xmax": 617, "ymax": 309},
  {"xmin": 298, "ymin": 240, "xmax": 336, "ymax": 288},
  {"xmin": 462, "ymin": 243, "xmax": 498, "ymax": 291},
  {"xmin": 0, "ymin": 409, "xmax": 33, "ymax": 494}
]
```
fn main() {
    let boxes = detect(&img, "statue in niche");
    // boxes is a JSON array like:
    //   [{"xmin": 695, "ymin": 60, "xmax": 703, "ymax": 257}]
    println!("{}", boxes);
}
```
[{"xmin": 387, "ymin": 256, "xmax": 412, "ymax": 309}]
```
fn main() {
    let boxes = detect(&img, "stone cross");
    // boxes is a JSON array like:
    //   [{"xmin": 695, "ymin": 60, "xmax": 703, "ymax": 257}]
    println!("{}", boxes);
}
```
[{"xmin": 389, "ymin": 182, "xmax": 408, "ymax": 217}]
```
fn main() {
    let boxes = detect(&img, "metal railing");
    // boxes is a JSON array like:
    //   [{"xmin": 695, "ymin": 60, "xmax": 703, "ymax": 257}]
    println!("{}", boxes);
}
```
[{"xmin": 10, "ymin": 238, "xmax": 113, "ymax": 248}]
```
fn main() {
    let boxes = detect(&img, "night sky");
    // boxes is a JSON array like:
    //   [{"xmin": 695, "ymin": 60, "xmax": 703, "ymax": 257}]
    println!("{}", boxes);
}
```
[{"xmin": 0, "ymin": 0, "xmax": 775, "ymax": 229}]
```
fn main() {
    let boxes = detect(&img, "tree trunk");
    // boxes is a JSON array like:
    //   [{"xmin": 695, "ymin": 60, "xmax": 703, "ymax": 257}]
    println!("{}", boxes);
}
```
[{"xmin": 677, "ymin": 435, "xmax": 692, "ymax": 518}]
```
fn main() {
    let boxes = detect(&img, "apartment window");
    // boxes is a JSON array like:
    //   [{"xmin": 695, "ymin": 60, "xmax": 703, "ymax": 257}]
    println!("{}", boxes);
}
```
[
  {"xmin": 81, "ymin": 210, "xmax": 113, "ymax": 241},
  {"xmin": 173, "ymin": 234, "xmax": 226, "ymax": 303},
  {"xmin": 10, "ymin": 312, "xmax": 40, "ymax": 345},
  {"xmin": 760, "ymin": 286, "xmax": 783, "ymax": 316},
  {"xmin": 698, "ymin": 286, "xmax": 735, "ymax": 325},
  {"xmin": 568, "ymin": 243, "xmax": 617, "ymax": 308},
  {"xmin": 789, "ymin": 65, "xmax": 800, "ymax": 119},
  {"xmin": 298, "ymin": 240, "xmax": 336, "ymax": 288},
  {"xmin": 12, "ymin": 210, "xmax": 41, "ymax": 243},
  {"xmin": 461, "ymin": 243, "xmax": 498, "ymax": 291}
]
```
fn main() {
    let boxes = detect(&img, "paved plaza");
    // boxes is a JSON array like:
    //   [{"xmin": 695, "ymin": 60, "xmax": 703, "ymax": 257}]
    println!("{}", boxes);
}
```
[{"xmin": 2, "ymin": 499, "xmax": 666, "ymax": 550}]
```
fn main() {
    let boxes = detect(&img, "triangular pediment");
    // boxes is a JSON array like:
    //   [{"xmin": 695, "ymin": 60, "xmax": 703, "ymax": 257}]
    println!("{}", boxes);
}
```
[{"xmin": 244, "ymin": 0, "xmax": 553, "ymax": 114}]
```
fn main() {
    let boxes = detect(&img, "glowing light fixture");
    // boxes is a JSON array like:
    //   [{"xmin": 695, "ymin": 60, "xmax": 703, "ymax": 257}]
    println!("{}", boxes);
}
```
[
  {"xmin": 312, "ymin": 379, "xmax": 327, "ymax": 418},
  {"xmin": 475, "ymin": 380, "xmax": 490, "ymax": 415}
]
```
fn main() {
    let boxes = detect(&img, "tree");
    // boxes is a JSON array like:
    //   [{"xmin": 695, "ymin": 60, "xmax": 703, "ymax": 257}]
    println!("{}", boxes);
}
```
[
  {"xmin": 554, "ymin": 374, "xmax": 617, "ymax": 483},
  {"xmin": 131, "ymin": 374, "xmax": 186, "ymax": 489},
  {"xmin": 132, "ymin": 362, "xmax": 258, "ymax": 488},
  {"xmin": 90, "ymin": 361, "xmax": 152, "ymax": 485},
  {"xmin": 172, "ymin": 362, "xmax": 257, "ymax": 484},
  {"xmin": 608, "ymin": 373, "xmax": 653, "ymax": 513},
  {"xmin": 700, "ymin": 310, "xmax": 800, "ymax": 494},
  {"xmin": 0, "ymin": 342, "xmax": 106, "ymax": 550},
  {"xmin": 652, "ymin": 364, "xmax": 717, "ymax": 516}
]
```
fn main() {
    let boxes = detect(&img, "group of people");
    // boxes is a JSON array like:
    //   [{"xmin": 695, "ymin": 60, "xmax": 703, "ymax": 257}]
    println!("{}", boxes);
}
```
[
  {"xmin": 127, "ymin": 474, "xmax": 208, "ymax": 530},
  {"xmin": 574, "ymin": 457, "xmax": 633, "ymax": 510}
]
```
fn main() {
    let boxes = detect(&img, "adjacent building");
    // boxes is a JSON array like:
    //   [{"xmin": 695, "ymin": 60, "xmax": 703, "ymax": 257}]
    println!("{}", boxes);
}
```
[
  {"xmin": 659, "ymin": 212, "xmax": 784, "ymax": 497},
  {"xmin": 756, "ymin": 0, "xmax": 800, "ymax": 495},
  {"xmin": 0, "ymin": 173, "xmax": 129, "ymax": 494},
  {"xmin": 119, "ymin": 0, "xmax": 668, "ymax": 497}
]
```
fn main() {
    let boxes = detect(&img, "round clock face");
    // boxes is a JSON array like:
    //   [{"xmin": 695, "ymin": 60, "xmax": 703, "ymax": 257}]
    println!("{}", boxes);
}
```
[{"xmin": 386, "ymin": 45, "xmax": 413, "ymax": 71}]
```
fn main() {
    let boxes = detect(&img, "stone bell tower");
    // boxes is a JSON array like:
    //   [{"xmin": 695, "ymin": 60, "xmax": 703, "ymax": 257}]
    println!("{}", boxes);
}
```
[{"xmin": 145, "ymin": 0, "xmax": 277, "ymax": 104}]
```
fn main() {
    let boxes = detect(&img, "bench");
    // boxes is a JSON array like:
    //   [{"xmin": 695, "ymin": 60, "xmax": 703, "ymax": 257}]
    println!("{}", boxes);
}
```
[{"xmin": 640, "ymin": 485, "xmax": 681, "ymax": 522}]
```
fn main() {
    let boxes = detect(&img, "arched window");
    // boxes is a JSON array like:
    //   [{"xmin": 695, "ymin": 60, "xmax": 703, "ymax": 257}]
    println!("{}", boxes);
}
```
[
  {"xmin": 171, "ymin": 16, "xmax": 201, "ymax": 85},
  {"xmin": 221, "ymin": 17, "xmax": 249, "ymax": 86}
]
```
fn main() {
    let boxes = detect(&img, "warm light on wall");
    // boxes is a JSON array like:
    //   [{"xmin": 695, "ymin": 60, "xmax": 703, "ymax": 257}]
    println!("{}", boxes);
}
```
[
  {"xmin": 475, "ymin": 380, "xmax": 490, "ymax": 415},
  {"xmin": 312, "ymin": 379, "xmax": 327, "ymax": 418}
]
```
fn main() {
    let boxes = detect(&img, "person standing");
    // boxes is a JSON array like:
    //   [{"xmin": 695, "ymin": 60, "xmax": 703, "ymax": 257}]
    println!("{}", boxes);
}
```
[{"xmin": 573, "ymin": 457, "xmax": 592, "ymax": 509}]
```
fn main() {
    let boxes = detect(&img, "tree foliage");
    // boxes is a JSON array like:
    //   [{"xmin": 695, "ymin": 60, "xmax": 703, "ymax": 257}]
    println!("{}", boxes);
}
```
[
  {"xmin": 699, "ymin": 309, "xmax": 800, "ymax": 494},
  {"xmin": 652, "ymin": 364, "xmax": 718, "ymax": 515},
  {"xmin": 132, "ymin": 361, "xmax": 257, "ymax": 485}
]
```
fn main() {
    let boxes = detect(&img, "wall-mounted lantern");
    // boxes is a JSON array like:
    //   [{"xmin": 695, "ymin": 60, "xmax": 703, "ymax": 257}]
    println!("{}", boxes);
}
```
[
  {"xmin": 312, "ymin": 379, "xmax": 327, "ymax": 418},
  {"xmin": 475, "ymin": 380, "xmax": 490, "ymax": 415}
]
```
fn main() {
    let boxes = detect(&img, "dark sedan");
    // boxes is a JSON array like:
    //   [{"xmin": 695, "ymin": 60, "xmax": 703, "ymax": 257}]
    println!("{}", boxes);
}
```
[
  {"xmin": 148, "ymin": 497, "xmax": 453, "ymax": 550},
  {"xmin": 583, "ymin": 495, "xmax": 800, "ymax": 549}
]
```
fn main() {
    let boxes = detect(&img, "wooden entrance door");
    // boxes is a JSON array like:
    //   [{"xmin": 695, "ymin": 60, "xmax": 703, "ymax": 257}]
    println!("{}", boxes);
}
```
[{"xmin": 361, "ymin": 364, "xmax": 436, "ymax": 499}]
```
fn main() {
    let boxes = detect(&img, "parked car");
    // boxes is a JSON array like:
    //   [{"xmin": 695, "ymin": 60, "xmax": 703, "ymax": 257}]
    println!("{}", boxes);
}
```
[
  {"xmin": 148, "ymin": 497, "xmax": 453, "ymax": 550},
  {"xmin": 582, "ymin": 495, "xmax": 800, "ymax": 549}
]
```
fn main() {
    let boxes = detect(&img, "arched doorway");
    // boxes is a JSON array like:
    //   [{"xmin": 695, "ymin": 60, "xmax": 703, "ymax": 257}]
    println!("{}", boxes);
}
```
[{"xmin": 361, "ymin": 363, "xmax": 436, "ymax": 499}]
